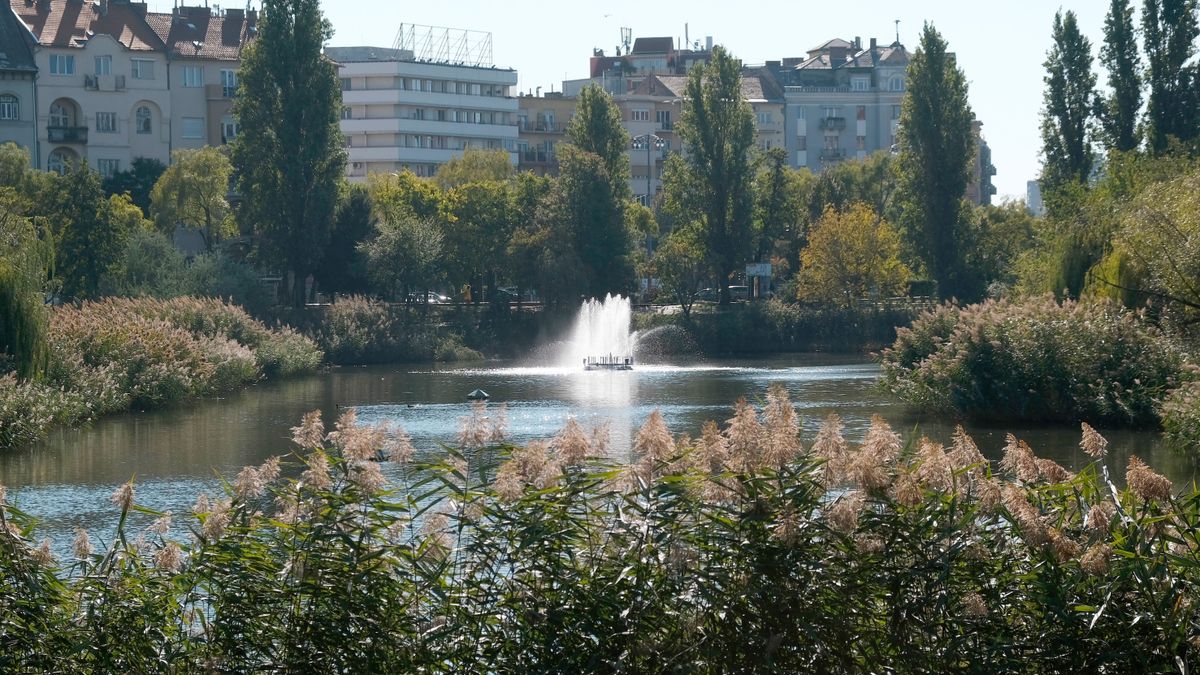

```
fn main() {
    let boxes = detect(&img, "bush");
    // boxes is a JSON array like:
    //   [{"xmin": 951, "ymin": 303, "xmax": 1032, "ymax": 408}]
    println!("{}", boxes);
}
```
[
  {"xmin": 881, "ymin": 295, "xmax": 1187, "ymax": 427},
  {"xmin": 1, "ymin": 394, "xmax": 1197, "ymax": 671},
  {"xmin": 183, "ymin": 251, "xmax": 275, "ymax": 316},
  {"xmin": 1162, "ymin": 371, "xmax": 1200, "ymax": 453},
  {"xmin": 309, "ymin": 295, "xmax": 478, "ymax": 365},
  {"xmin": 0, "ymin": 297, "xmax": 321, "ymax": 450}
]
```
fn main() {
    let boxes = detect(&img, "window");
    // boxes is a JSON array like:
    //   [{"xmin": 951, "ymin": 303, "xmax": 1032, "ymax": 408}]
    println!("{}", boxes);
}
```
[
  {"xmin": 97, "ymin": 159, "xmax": 120, "ymax": 179},
  {"xmin": 796, "ymin": 136, "xmax": 807, "ymax": 151},
  {"xmin": 135, "ymin": 106, "xmax": 152, "ymax": 134},
  {"xmin": 49, "ymin": 54, "xmax": 75, "ymax": 76},
  {"xmin": 824, "ymin": 135, "xmax": 839, "ymax": 150},
  {"xmin": 857, "ymin": 105, "xmax": 866, "ymax": 121},
  {"xmin": 340, "ymin": 78, "xmax": 351, "ymax": 91},
  {"xmin": 632, "ymin": 109, "xmax": 650, "ymax": 122},
  {"xmin": 47, "ymin": 149, "xmax": 71, "ymax": 175},
  {"xmin": 95, "ymin": 112, "xmax": 117, "ymax": 133},
  {"xmin": 220, "ymin": 70, "xmax": 237, "ymax": 98},
  {"xmin": 221, "ymin": 117, "xmax": 239, "ymax": 143},
  {"xmin": 851, "ymin": 76, "xmax": 869, "ymax": 92},
  {"xmin": 794, "ymin": 106, "xmax": 805, "ymax": 119},
  {"xmin": 892, "ymin": 104, "xmax": 901, "ymax": 120},
  {"xmin": 49, "ymin": 103, "xmax": 70, "ymax": 127},
  {"xmin": 182, "ymin": 66, "xmax": 203, "ymax": 87},
  {"xmin": 656, "ymin": 109, "xmax": 671, "ymax": 130},
  {"xmin": 889, "ymin": 75, "xmax": 904, "ymax": 92},
  {"xmin": 94, "ymin": 56, "xmax": 112, "ymax": 76},
  {"xmin": 182, "ymin": 117, "xmax": 205, "ymax": 139},
  {"xmin": 857, "ymin": 135, "xmax": 866, "ymax": 151},
  {"xmin": 823, "ymin": 106, "xmax": 839, "ymax": 119},
  {"xmin": 0, "ymin": 95, "xmax": 17, "ymax": 121},
  {"xmin": 756, "ymin": 111, "xmax": 773, "ymax": 125},
  {"xmin": 340, "ymin": 106, "xmax": 351, "ymax": 120},
  {"xmin": 131, "ymin": 59, "xmax": 155, "ymax": 80}
]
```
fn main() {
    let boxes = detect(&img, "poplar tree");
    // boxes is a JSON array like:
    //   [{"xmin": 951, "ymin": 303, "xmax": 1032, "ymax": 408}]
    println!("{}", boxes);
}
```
[
  {"xmin": 669, "ymin": 46, "xmax": 755, "ymax": 305},
  {"xmin": 895, "ymin": 24, "xmax": 975, "ymax": 301},
  {"xmin": 1041, "ymin": 10, "xmax": 1097, "ymax": 187},
  {"xmin": 1098, "ymin": 0, "xmax": 1142, "ymax": 153},
  {"xmin": 232, "ymin": 0, "xmax": 345, "ymax": 306},
  {"xmin": 1142, "ymin": 0, "xmax": 1200, "ymax": 153},
  {"xmin": 567, "ymin": 84, "xmax": 631, "ymax": 199}
]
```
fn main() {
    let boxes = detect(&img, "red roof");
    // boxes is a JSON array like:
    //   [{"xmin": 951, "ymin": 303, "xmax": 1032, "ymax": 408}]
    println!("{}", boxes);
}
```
[
  {"xmin": 10, "ymin": 0, "xmax": 164, "ymax": 51},
  {"xmin": 144, "ymin": 6, "xmax": 254, "ymax": 61}
]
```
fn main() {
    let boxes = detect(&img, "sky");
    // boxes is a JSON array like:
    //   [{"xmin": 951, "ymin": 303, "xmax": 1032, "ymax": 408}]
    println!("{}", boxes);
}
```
[{"xmin": 152, "ymin": 1, "xmax": 1116, "ymax": 201}]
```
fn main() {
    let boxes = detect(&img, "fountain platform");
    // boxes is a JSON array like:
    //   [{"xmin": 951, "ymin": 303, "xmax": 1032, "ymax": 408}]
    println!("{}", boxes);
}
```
[{"xmin": 584, "ymin": 356, "xmax": 633, "ymax": 371}]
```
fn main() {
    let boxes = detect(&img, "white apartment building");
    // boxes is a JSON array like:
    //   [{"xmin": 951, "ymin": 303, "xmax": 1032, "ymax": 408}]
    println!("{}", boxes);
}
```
[{"xmin": 327, "ymin": 46, "xmax": 518, "ymax": 180}]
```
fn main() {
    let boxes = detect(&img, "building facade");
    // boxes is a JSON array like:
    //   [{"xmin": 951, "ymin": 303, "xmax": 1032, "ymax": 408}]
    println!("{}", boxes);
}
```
[
  {"xmin": 328, "ymin": 45, "xmax": 519, "ymax": 181},
  {"xmin": 768, "ymin": 37, "xmax": 909, "ymax": 172},
  {"xmin": 6, "ymin": 0, "xmax": 253, "ymax": 176},
  {"xmin": 0, "ymin": 3, "xmax": 37, "ymax": 157},
  {"xmin": 515, "ymin": 91, "xmax": 574, "ymax": 175},
  {"xmin": 966, "ymin": 119, "xmax": 997, "ymax": 206}
]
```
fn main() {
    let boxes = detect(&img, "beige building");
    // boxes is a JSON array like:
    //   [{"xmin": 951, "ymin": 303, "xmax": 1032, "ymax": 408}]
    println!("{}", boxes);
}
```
[
  {"xmin": 0, "ymin": 4, "xmax": 37, "ymax": 159},
  {"xmin": 515, "ymin": 92, "xmax": 575, "ymax": 175}
]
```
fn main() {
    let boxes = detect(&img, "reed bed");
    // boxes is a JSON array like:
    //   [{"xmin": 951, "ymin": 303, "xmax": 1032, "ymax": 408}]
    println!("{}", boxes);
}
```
[{"xmin": 2, "ymin": 386, "xmax": 1197, "ymax": 672}]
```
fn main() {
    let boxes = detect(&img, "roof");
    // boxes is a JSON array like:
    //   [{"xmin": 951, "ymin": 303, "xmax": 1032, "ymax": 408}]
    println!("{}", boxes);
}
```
[
  {"xmin": 632, "ymin": 73, "xmax": 783, "ymax": 102},
  {"xmin": 145, "ymin": 6, "xmax": 254, "ymax": 61},
  {"xmin": 808, "ymin": 37, "xmax": 853, "ymax": 52},
  {"xmin": 324, "ymin": 46, "xmax": 411, "ymax": 63},
  {"xmin": 794, "ymin": 41, "xmax": 909, "ymax": 71},
  {"xmin": 0, "ymin": 5, "xmax": 37, "ymax": 71},
  {"xmin": 630, "ymin": 36, "xmax": 673, "ymax": 54},
  {"xmin": 10, "ymin": 0, "xmax": 164, "ymax": 51}
]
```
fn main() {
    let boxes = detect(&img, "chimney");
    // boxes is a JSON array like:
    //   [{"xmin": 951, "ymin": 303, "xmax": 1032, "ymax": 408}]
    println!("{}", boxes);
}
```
[
  {"xmin": 226, "ymin": 7, "xmax": 244, "ymax": 21},
  {"xmin": 99, "ymin": 0, "xmax": 108, "ymax": 15},
  {"xmin": 130, "ymin": 1, "xmax": 146, "ymax": 16},
  {"xmin": 705, "ymin": 35, "xmax": 713, "ymax": 52},
  {"xmin": 870, "ymin": 37, "xmax": 877, "ymax": 50},
  {"xmin": 246, "ymin": 8, "xmax": 257, "ymax": 27}
]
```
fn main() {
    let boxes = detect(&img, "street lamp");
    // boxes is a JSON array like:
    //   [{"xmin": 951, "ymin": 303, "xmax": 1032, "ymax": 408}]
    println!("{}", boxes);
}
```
[{"xmin": 631, "ymin": 133, "xmax": 666, "ymax": 301}]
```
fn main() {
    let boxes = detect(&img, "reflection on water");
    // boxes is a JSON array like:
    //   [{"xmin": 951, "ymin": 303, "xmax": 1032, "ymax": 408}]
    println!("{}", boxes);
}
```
[{"xmin": 2, "ymin": 354, "xmax": 1194, "ymax": 549}]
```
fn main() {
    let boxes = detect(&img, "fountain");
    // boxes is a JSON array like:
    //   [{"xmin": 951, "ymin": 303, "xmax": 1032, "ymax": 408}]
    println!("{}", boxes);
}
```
[{"xmin": 564, "ymin": 294, "xmax": 635, "ymax": 370}]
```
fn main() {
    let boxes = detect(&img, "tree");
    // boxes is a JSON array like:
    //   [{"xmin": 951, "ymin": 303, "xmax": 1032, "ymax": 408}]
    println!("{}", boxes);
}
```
[
  {"xmin": 359, "ymin": 213, "xmax": 443, "ymax": 302},
  {"xmin": 369, "ymin": 171, "xmax": 442, "ymax": 223},
  {"xmin": 566, "ymin": 84, "xmax": 630, "ymax": 200},
  {"xmin": 557, "ymin": 145, "xmax": 634, "ymax": 298},
  {"xmin": 150, "ymin": 147, "xmax": 234, "ymax": 250},
  {"xmin": 100, "ymin": 227, "xmax": 187, "ymax": 298},
  {"xmin": 0, "ymin": 189, "xmax": 51, "ymax": 379},
  {"xmin": 1098, "ymin": 0, "xmax": 1142, "ymax": 153},
  {"xmin": 505, "ymin": 172, "xmax": 556, "ymax": 303},
  {"xmin": 50, "ymin": 164, "xmax": 128, "ymax": 301},
  {"xmin": 797, "ymin": 203, "xmax": 910, "ymax": 307},
  {"xmin": 1142, "ymin": 0, "xmax": 1200, "ymax": 153},
  {"xmin": 315, "ymin": 184, "xmax": 374, "ymax": 296},
  {"xmin": 651, "ymin": 225, "xmax": 706, "ymax": 319},
  {"xmin": 433, "ymin": 148, "xmax": 514, "ymax": 190},
  {"xmin": 1041, "ymin": 11, "xmax": 1098, "ymax": 191},
  {"xmin": 102, "ymin": 157, "xmax": 166, "ymax": 213},
  {"xmin": 232, "ymin": 0, "xmax": 346, "ymax": 306},
  {"xmin": 895, "ymin": 24, "xmax": 975, "ymax": 301},
  {"xmin": 668, "ymin": 46, "xmax": 756, "ymax": 305},
  {"xmin": 442, "ymin": 179, "xmax": 513, "ymax": 302}
]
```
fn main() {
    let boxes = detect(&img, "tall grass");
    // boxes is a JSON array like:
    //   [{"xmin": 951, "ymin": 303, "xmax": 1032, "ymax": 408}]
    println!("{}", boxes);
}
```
[
  {"xmin": 305, "ymin": 295, "xmax": 482, "ymax": 365},
  {"xmin": 0, "ymin": 297, "xmax": 322, "ymax": 450},
  {"xmin": 881, "ymin": 295, "xmax": 1188, "ymax": 427},
  {"xmin": 2, "ymin": 389, "xmax": 1197, "ymax": 671}
]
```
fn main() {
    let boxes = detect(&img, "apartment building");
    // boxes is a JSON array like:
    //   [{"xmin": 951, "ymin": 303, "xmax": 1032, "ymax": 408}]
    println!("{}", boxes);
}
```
[
  {"xmin": 0, "ymin": 3, "xmax": 36, "ymax": 155},
  {"xmin": 515, "ymin": 91, "xmax": 575, "ymax": 175},
  {"xmin": 966, "ymin": 119, "xmax": 997, "ymax": 206},
  {"xmin": 768, "ymin": 37, "xmax": 909, "ymax": 171},
  {"xmin": 328, "ymin": 45, "xmax": 519, "ymax": 181},
  {"xmin": 6, "ymin": 0, "xmax": 253, "ymax": 176},
  {"xmin": 564, "ymin": 34, "xmax": 713, "ymax": 96}
]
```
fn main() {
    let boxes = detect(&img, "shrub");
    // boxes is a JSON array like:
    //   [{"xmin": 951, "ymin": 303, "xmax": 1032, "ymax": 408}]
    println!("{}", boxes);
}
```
[
  {"xmin": 0, "ymin": 394, "xmax": 1197, "ymax": 671},
  {"xmin": 183, "ymin": 251, "xmax": 274, "ymax": 316},
  {"xmin": 308, "ymin": 295, "xmax": 477, "ymax": 365},
  {"xmin": 881, "ymin": 295, "xmax": 1187, "ymax": 427},
  {"xmin": 1162, "ymin": 370, "xmax": 1200, "ymax": 453}
]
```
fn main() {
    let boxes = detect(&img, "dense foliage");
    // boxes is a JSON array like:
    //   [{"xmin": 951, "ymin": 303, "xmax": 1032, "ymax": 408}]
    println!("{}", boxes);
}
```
[
  {"xmin": 307, "ymin": 295, "xmax": 481, "ymax": 365},
  {"xmin": 1, "ymin": 393, "xmax": 1197, "ymax": 671},
  {"xmin": 0, "ymin": 297, "xmax": 320, "ymax": 449},
  {"xmin": 881, "ymin": 295, "xmax": 1187, "ymax": 427}
]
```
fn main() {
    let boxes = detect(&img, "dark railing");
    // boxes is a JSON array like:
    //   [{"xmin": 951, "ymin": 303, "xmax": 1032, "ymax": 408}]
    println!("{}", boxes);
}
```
[
  {"xmin": 48, "ymin": 126, "xmax": 88, "ymax": 144},
  {"xmin": 819, "ymin": 148, "xmax": 846, "ymax": 161},
  {"xmin": 518, "ymin": 120, "xmax": 563, "ymax": 132},
  {"xmin": 819, "ymin": 116, "xmax": 846, "ymax": 131},
  {"xmin": 520, "ymin": 150, "xmax": 555, "ymax": 164}
]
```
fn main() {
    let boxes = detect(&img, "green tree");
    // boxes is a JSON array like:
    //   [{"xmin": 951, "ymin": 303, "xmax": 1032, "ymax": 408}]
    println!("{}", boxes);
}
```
[
  {"xmin": 100, "ymin": 227, "xmax": 187, "ymax": 298},
  {"xmin": 102, "ymin": 157, "xmax": 166, "ymax": 213},
  {"xmin": 557, "ymin": 145, "xmax": 634, "ymax": 298},
  {"xmin": 566, "ymin": 84, "xmax": 631, "ymax": 199},
  {"xmin": 669, "ymin": 46, "xmax": 756, "ymax": 305},
  {"xmin": 505, "ymin": 172, "xmax": 556, "ymax": 302},
  {"xmin": 1041, "ymin": 10, "xmax": 1097, "ymax": 189},
  {"xmin": 232, "ymin": 0, "xmax": 346, "ymax": 306},
  {"xmin": 150, "ymin": 147, "xmax": 234, "ymax": 250},
  {"xmin": 0, "ymin": 190, "xmax": 51, "ymax": 379},
  {"xmin": 1098, "ymin": 0, "xmax": 1143, "ymax": 153},
  {"xmin": 315, "ymin": 184, "xmax": 374, "ymax": 296},
  {"xmin": 433, "ymin": 148, "xmax": 514, "ymax": 190},
  {"xmin": 797, "ymin": 203, "xmax": 910, "ymax": 307},
  {"xmin": 51, "ymin": 164, "xmax": 128, "ymax": 301},
  {"xmin": 895, "ymin": 23, "xmax": 975, "ymax": 301},
  {"xmin": 651, "ymin": 224, "xmax": 706, "ymax": 319},
  {"xmin": 442, "ymin": 180, "xmax": 513, "ymax": 302},
  {"xmin": 1142, "ymin": 0, "xmax": 1200, "ymax": 153},
  {"xmin": 359, "ymin": 212, "xmax": 444, "ymax": 302},
  {"xmin": 967, "ymin": 201, "xmax": 1039, "ymax": 294},
  {"xmin": 369, "ymin": 171, "xmax": 442, "ymax": 223}
]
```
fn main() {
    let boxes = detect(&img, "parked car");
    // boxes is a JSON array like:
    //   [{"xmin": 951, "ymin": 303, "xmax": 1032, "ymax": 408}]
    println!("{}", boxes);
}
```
[
  {"xmin": 406, "ymin": 292, "xmax": 450, "ymax": 304},
  {"xmin": 693, "ymin": 285, "xmax": 750, "ymax": 302},
  {"xmin": 495, "ymin": 286, "xmax": 539, "ymax": 302}
]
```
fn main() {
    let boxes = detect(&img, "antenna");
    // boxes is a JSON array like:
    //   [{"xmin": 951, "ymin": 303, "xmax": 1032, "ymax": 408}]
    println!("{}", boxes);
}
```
[
  {"xmin": 620, "ymin": 27, "xmax": 632, "ymax": 54},
  {"xmin": 894, "ymin": 19, "xmax": 901, "ymax": 44}
]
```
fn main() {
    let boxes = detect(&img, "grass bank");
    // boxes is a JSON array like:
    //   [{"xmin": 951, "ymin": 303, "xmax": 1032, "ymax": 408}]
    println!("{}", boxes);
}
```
[
  {"xmin": 633, "ymin": 299, "xmax": 926, "ymax": 355},
  {"xmin": 1, "ymin": 389, "xmax": 1197, "ymax": 671},
  {"xmin": 0, "ymin": 297, "xmax": 321, "ymax": 450}
]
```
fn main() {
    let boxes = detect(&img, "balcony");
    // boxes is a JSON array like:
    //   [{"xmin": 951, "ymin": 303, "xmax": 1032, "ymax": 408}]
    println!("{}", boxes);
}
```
[
  {"xmin": 819, "ymin": 116, "xmax": 846, "ymax": 131},
  {"xmin": 819, "ymin": 148, "xmax": 846, "ymax": 161},
  {"xmin": 48, "ymin": 126, "xmax": 88, "ymax": 144},
  {"xmin": 84, "ymin": 74, "xmax": 126, "ymax": 92},
  {"xmin": 518, "ymin": 120, "xmax": 563, "ymax": 133},
  {"xmin": 520, "ymin": 150, "xmax": 556, "ymax": 164}
]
